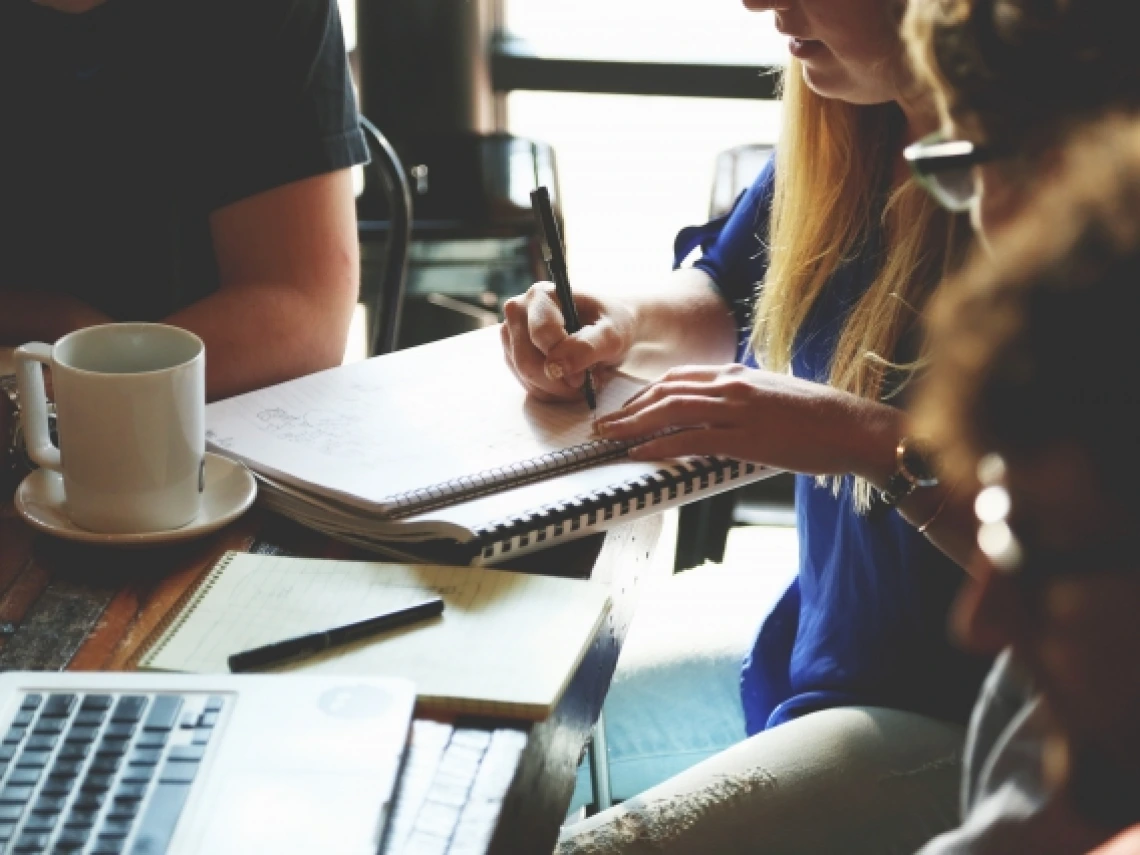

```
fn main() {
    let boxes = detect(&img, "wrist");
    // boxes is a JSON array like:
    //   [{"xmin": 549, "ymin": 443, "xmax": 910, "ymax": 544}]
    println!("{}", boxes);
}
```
[
  {"xmin": 631, "ymin": 270, "xmax": 737, "ymax": 366},
  {"xmin": 846, "ymin": 399, "xmax": 905, "ymax": 486}
]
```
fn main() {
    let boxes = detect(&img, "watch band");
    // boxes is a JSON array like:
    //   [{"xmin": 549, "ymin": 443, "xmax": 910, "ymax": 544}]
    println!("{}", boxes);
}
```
[
  {"xmin": 879, "ymin": 437, "xmax": 939, "ymax": 508},
  {"xmin": 879, "ymin": 471, "xmax": 917, "ymax": 508}
]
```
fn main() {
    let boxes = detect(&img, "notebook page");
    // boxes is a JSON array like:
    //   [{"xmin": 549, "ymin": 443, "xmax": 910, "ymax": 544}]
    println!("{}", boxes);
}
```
[
  {"xmin": 205, "ymin": 327, "xmax": 645, "ymax": 515},
  {"xmin": 141, "ymin": 553, "xmax": 611, "ymax": 719}
]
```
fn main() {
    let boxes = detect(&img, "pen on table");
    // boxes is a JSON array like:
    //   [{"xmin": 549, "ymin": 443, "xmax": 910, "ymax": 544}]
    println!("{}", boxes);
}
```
[
  {"xmin": 227, "ymin": 596, "xmax": 444, "ymax": 673},
  {"xmin": 530, "ymin": 186, "xmax": 598, "ymax": 411}
]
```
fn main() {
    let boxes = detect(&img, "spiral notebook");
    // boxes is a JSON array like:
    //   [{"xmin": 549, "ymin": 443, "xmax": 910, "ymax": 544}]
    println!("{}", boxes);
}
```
[
  {"xmin": 138, "ymin": 552, "xmax": 611, "ymax": 720},
  {"xmin": 206, "ymin": 326, "xmax": 773, "ymax": 564}
]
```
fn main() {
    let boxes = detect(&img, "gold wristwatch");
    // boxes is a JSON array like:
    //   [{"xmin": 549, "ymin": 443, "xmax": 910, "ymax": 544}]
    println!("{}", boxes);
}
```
[{"xmin": 879, "ymin": 437, "xmax": 939, "ymax": 508}]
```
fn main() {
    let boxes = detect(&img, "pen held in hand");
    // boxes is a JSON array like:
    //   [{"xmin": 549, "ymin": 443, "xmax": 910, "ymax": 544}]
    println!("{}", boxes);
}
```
[
  {"xmin": 530, "ymin": 186, "xmax": 598, "ymax": 410},
  {"xmin": 227, "ymin": 596, "xmax": 445, "ymax": 673}
]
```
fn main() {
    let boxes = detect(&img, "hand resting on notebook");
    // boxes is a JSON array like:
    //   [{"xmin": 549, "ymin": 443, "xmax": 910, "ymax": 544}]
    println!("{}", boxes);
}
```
[{"xmin": 595, "ymin": 363, "xmax": 905, "ymax": 486}]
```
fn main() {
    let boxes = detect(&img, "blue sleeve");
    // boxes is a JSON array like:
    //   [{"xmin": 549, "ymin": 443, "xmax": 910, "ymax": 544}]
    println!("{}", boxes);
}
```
[{"xmin": 673, "ymin": 156, "xmax": 776, "ymax": 341}]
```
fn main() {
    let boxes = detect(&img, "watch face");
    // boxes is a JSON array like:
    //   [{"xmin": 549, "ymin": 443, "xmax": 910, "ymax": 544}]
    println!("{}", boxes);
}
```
[{"xmin": 902, "ymin": 442, "xmax": 939, "ymax": 487}]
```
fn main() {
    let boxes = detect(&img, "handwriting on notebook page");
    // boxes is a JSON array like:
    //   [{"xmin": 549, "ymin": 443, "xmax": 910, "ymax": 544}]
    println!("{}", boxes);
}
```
[{"xmin": 205, "ymin": 327, "xmax": 647, "ymax": 509}]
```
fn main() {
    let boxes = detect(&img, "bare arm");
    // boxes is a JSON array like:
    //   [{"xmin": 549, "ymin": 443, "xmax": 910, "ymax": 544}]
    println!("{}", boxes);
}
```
[
  {"xmin": 595, "ymin": 364, "xmax": 979, "ymax": 573},
  {"xmin": 0, "ymin": 293, "xmax": 111, "ymax": 345},
  {"xmin": 623, "ymin": 268, "xmax": 740, "ymax": 375},
  {"xmin": 0, "ymin": 169, "xmax": 359, "ymax": 402},
  {"xmin": 171, "ymin": 169, "xmax": 359, "ymax": 401}
]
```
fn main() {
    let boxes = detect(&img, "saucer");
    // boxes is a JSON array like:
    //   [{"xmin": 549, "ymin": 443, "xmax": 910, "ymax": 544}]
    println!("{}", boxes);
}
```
[{"xmin": 15, "ymin": 452, "xmax": 258, "ymax": 547}]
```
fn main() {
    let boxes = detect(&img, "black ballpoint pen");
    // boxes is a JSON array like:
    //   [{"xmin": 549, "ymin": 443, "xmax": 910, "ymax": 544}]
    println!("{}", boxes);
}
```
[
  {"xmin": 227, "ymin": 596, "xmax": 445, "ymax": 673},
  {"xmin": 530, "ymin": 186, "xmax": 598, "ymax": 410}
]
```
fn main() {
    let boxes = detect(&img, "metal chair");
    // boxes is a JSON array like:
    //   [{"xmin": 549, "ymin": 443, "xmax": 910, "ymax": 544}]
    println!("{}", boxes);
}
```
[{"xmin": 359, "ymin": 116, "xmax": 413, "ymax": 357}]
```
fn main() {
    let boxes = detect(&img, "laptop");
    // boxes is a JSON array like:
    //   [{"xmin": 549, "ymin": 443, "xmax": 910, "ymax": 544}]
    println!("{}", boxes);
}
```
[{"xmin": 0, "ymin": 671, "xmax": 415, "ymax": 855}]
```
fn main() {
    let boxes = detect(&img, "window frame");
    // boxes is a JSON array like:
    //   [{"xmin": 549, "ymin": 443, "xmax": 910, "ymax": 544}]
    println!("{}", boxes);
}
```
[{"xmin": 491, "ymin": 35, "xmax": 779, "ymax": 100}]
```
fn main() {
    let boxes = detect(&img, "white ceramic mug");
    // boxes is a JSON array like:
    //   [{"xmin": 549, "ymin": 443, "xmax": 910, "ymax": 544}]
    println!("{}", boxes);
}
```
[{"xmin": 15, "ymin": 323, "xmax": 206, "ymax": 534}]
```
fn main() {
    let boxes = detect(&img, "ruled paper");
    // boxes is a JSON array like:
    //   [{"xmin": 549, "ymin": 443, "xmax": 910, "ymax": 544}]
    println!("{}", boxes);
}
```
[
  {"xmin": 205, "ymin": 326, "xmax": 646, "ymax": 515},
  {"xmin": 140, "ymin": 553, "xmax": 611, "ymax": 719}
]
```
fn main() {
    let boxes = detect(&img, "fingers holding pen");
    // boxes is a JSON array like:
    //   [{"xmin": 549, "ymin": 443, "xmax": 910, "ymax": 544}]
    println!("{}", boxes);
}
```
[
  {"xmin": 501, "ymin": 285, "xmax": 608, "ymax": 400},
  {"xmin": 525, "ymin": 282, "xmax": 569, "ymax": 354},
  {"xmin": 501, "ymin": 280, "xmax": 638, "ymax": 400},
  {"xmin": 544, "ymin": 300, "xmax": 634, "ymax": 388},
  {"xmin": 502, "ymin": 290, "xmax": 575, "ymax": 402}
]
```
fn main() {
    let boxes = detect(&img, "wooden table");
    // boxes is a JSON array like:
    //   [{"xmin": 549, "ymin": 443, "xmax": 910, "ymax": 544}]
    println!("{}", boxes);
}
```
[{"xmin": 0, "ymin": 472, "xmax": 665, "ymax": 855}]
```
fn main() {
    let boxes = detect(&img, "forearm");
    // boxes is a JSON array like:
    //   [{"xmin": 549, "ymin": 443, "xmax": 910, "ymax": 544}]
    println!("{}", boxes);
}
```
[
  {"xmin": 165, "ymin": 280, "xmax": 354, "ymax": 401},
  {"xmin": 897, "ymin": 488, "xmax": 978, "ymax": 573},
  {"xmin": 623, "ymin": 268, "xmax": 739, "ymax": 374},
  {"xmin": 186, "ymin": 169, "xmax": 360, "ymax": 401},
  {"xmin": 0, "ymin": 291, "xmax": 111, "ymax": 345}
]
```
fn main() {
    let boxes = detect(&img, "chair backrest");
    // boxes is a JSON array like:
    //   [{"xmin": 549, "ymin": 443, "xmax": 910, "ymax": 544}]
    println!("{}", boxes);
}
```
[
  {"xmin": 709, "ymin": 144, "xmax": 774, "ymax": 218},
  {"xmin": 360, "ymin": 117, "xmax": 413, "ymax": 356}
]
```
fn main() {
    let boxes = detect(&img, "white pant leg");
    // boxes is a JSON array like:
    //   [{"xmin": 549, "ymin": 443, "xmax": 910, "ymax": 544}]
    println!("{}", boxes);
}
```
[{"xmin": 558, "ymin": 706, "xmax": 965, "ymax": 855}]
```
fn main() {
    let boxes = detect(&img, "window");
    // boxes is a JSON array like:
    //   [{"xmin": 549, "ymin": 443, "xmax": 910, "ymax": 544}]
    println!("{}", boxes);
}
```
[
  {"xmin": 503, "ymin": 2, "xmax": 785, "ymax": 292},
  {"xmin": 338, "ymin": 0, "xmax": 355, "ymax": 53},
  {"xmin": 503, "ymin": 0, "xmax": 784, "ymax": 65},
  {"xmin": 509, "ymin": 92, "xmax": 779, "ymax": 289}
]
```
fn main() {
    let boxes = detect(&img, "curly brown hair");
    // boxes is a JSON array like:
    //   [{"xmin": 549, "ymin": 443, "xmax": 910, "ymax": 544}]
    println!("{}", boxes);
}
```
[
  {"xmin": 906, "ymin": 0, "xmax": 1140, "ymax": 154},
  {"xmin": 914, "ymin": 117, "xmax": 1140, "ymax": 501}
]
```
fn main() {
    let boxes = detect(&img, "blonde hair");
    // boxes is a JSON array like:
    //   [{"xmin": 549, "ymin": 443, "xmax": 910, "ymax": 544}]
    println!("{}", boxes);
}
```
[{"xmin": 751, "ymin": 62, "xmax": 961, "ymax": 511}]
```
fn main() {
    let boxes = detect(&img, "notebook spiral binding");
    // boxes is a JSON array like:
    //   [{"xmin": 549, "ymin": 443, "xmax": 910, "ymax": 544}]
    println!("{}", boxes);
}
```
[
  {"xmin": 133, "ymin": 551, "xmax": 237, "ymax": 669},
  {"xmin": 473, "ymin": 457, "xmax": 759, "ymax": 562},
  {"xmin": 386, "ymin": 436, "xmax": 637, "ymax": 519}
]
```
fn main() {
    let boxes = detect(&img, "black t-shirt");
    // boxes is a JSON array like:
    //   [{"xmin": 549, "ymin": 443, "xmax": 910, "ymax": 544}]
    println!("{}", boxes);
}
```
[{"xmin": 0, "ymin": 0, "xmax": 367, "ymax": 321}]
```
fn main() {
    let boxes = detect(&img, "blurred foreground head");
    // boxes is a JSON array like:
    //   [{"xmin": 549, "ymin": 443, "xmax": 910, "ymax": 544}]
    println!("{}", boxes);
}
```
[
  {"xmin": 915, "ymin": 116, "xmax": 1140, "ymax": 827},
  {"xmin": 905, "ymin": 0, "xmax": 1140, "ymax": 237}
]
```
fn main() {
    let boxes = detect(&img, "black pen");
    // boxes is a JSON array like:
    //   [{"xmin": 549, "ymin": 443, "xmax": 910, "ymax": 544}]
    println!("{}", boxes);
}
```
[
  {"xmin": 530, "ymin": 186, "xmax": 598, "ymax": 410},
  {"xmin": 227, "ymin": 596, "xmax": 444, "ymax": 673}
]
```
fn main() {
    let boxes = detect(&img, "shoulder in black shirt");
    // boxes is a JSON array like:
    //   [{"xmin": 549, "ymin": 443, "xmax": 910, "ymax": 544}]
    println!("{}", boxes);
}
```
[{"xmin": 0, "ymin": 0, "xmax": 367, "ymax": 321}]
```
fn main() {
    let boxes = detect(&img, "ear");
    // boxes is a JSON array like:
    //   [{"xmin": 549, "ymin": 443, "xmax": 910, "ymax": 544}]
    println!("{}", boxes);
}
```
[{"xmin": 951, "ymin": 553, "xmax": 1023, "ymax": 654}]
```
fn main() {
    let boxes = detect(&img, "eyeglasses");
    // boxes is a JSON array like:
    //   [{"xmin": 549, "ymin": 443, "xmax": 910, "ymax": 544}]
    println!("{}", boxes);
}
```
[
  {"xmin": 904, "ymin": 132, "xmax": 1006, "ymax": 213},
  {"xmin": 974, "ymin": 453, "xmax": 1137, "ymax": 584}
]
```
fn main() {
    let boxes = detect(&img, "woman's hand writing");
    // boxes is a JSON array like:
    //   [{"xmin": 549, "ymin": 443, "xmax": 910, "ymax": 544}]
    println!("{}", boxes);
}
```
[{"xmin": 500, "ymin": 282, "xmax": 636, "ymax": 403}]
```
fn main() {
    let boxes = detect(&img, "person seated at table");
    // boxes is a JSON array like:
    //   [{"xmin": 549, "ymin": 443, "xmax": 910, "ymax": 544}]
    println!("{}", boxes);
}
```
[
  {"xmin": 523, "ymin": 0, "xmax": 1140, "ymax": 851},
  {"xmin": 911, "ymin": 114, "xmax": 1140, "ymax": 854},
  {"xmin": 0, "ymin": 0, "xmax": 364, "ymax": 403},
  {"xmin": 506, "ymin": 0, "xmax": 994, "ymax": 851}
]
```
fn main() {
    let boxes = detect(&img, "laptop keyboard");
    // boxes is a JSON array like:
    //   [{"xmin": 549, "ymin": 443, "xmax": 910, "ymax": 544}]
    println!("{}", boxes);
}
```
[{"xmin": 0, "ymin": 691, "xmax": 225, "ymax": 855}]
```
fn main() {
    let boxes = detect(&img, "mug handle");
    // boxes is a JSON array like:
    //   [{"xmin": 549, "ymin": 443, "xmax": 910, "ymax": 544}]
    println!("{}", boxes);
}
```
[{"xmin": 14, "ymin": 343, "xmax": 62, "ymax": 472}]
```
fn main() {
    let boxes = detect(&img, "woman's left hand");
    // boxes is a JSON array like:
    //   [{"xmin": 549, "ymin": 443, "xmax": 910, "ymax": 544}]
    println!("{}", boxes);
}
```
[{"xmin": 595, "ymin": 364, "xmax": 901, "ymax": 480}]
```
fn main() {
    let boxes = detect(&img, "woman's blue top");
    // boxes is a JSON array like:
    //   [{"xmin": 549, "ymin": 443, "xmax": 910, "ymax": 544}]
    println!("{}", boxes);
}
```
[{"xmin": 674, "ymin": 158, "xmax": 988, "ymax": 735}]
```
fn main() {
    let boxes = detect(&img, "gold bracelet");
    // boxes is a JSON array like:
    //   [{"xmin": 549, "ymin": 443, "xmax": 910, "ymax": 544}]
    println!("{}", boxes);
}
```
[{"xmin": 917, "ymin": 488, "xmax": 953, "ymax": 534}]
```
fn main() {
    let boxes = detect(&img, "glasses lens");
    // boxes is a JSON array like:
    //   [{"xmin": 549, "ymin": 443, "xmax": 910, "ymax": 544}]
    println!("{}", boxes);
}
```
[{"xmin": 927, "ymin": 167, "xmax": 976, "ymax": 213}]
